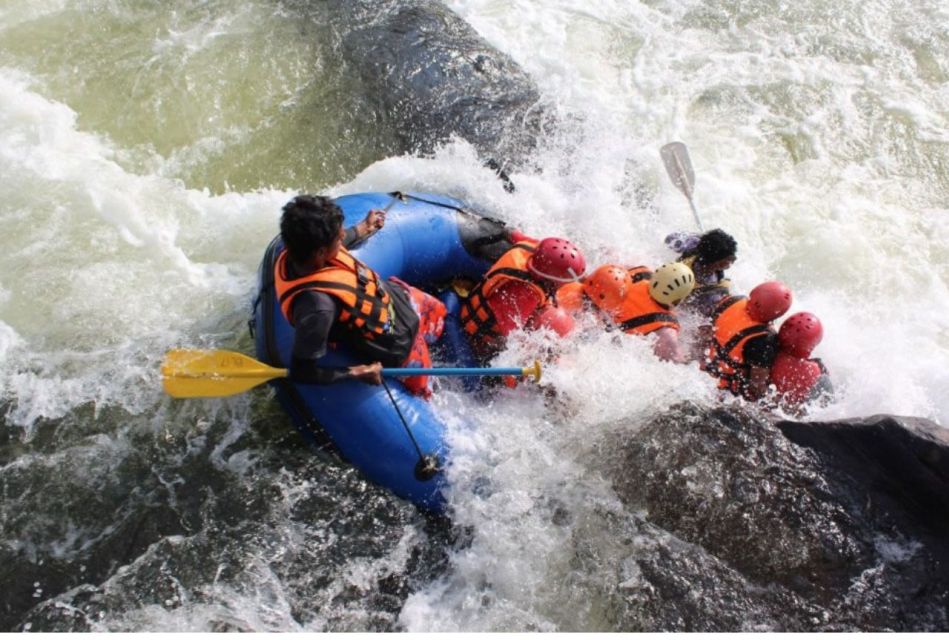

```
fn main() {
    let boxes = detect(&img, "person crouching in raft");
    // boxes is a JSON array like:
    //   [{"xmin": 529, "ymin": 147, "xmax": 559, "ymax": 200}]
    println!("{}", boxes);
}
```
[
  {"xmin": 703, "ymin": 281, "xmax": 793, "ymax": 401},
  {"xmin": 557, "ymin": 262, "xmax": 696, "ymax": 363},
  {"xmin": 459, "ymin": 236, "xmax": 586, "ymax": 363},
  {"xmin": 770, "ymin": 311, "xmax": 834, "ymax": 414},
  {"xmin": 275, "ymin": 195, "xmax": 446, "ymax": 398}
]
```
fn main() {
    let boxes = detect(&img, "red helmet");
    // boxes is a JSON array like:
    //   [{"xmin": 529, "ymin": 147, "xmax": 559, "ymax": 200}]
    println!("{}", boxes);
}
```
[
  {"xmin": 747, "ymin": 281, "xmax": 792, "ymax": 322},
  {"xmin": 779, "ymin": 312, "xmax": 823, "ymax": 357},
  {"xmin": 528, "ymin": 237, "xmax": 587, "ymax": 283}
]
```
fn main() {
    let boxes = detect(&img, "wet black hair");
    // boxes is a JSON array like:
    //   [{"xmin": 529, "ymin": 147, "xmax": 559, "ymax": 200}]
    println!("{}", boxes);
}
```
[
  {"xmin": 686, "ymin": 228, "xmax": 737, "ymax": 266},
  {"xmin": 279, "ymin": 195, "xmax": 344, "ymax": 263}
]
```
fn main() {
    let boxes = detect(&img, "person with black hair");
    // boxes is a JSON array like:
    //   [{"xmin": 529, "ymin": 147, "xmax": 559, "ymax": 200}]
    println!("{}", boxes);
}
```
[
  {"xmin": 665, "ymin": 228, "xmax": 737, "ymax": 317},
  {"xmin": 665, "ymin": 228, "xmax": 738, "ymax": 363},
  {"xmin": 274, "ymin": 195, "xmax": 446, "ymax": 397}
]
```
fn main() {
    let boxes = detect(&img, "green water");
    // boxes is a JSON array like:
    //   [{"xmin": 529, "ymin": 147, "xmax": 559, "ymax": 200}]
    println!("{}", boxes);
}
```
[{"xmin": 0, "ymin": 0, "xmax": 394, "ymax": 193}]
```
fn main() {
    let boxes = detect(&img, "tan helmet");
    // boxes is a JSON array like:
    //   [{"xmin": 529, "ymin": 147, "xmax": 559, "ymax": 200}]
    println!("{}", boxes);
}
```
[{"xmin": 649, "ymin": 262, "xmax": 695, "ymax": 307}]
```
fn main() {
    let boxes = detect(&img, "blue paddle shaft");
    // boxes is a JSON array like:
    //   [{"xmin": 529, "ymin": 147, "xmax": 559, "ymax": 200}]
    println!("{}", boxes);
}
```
[{"xmin": 382, "ymin": 367, "xmax": 523, "ymax": 377}]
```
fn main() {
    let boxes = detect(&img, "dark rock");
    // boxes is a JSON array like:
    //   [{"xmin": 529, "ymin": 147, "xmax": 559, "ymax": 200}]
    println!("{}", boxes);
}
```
[
  {"xmin": 563, "ymin": 503, "xmax": 821, "ymax": 632},
  {"xmin": 775, "ymin": 415, "xmax": 949, "ymax": 539},
  {"xmin": 324, "ymin": 0, "xmax": 548, "ymax": 171},
  {"xmin": 605, "ymin": 403, "xmax": 949, "ymax": 631}
]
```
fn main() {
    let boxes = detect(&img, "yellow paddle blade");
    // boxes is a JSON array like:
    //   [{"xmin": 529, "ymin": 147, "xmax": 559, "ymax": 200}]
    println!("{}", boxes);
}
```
[{"xmin": 161, "ymin": 349, "xmax": 288, "ymax": 398}]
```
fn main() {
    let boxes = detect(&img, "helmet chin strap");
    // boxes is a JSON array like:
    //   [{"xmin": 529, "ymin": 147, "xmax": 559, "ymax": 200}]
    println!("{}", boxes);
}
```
[{"xmin": 529, "ymin": 264, "xmax": 585, "ymax": 284}]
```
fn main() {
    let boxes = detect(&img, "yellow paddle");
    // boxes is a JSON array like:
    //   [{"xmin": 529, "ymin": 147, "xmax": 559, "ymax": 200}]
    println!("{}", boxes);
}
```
[
  {"xmin": 161, "ymin": 349, "xmax": 288, "ymax": 399},
  {"xmin": 161, "ymin": 349, "xmax": 542, "ymax": 398}
]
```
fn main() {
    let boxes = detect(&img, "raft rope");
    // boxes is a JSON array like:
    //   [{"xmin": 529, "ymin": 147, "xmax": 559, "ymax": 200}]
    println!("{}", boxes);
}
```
[
  {"xmin": 381, "ymin": 378, "xmax": 441, "ymax": 481},
  {"xmin": 401, "ymin": 192, "xmax": 511, "ymax": 253},
  {"xmin": 396, "ymin": 192, "xmax": 467, "ymax": 214}
]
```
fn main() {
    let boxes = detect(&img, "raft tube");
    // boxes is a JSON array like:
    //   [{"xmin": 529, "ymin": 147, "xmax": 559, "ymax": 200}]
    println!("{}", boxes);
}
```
[{"xmin": 252, "ymin": 192, "xmax": 512, "ymax": 512}]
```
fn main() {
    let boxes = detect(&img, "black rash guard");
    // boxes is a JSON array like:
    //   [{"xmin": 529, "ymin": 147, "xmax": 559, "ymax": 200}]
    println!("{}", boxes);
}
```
[
  {"xmin": 286, "ymin": 226, "xmax": 360, "ymax": 385},
  {"xmin": 289, "ymin": 291, "xmax": 350, "ymax": 384}
]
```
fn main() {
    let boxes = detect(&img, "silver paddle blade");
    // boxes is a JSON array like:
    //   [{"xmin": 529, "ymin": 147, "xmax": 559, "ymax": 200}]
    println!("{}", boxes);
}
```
[{"xmin": 660, "ymin": 141, "xmax": 695, "ymax": 198}]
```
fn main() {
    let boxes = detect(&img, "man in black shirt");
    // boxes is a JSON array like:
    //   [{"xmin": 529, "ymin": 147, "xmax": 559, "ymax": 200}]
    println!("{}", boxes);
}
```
[{"xmin": 274, "ymin": 195, "xmax": 445, "ymax": 397}]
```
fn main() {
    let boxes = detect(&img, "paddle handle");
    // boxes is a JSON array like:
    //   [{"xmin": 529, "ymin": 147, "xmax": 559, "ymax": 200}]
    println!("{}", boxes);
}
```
[
  {"xmin": 686, "ymin": 197, "xmax": 704, "ymax": 232},
  {"xmin": 384, "ymin": 367, "xmax": 522, "ymax": 377},
  {"xmin": 161, "ymin": 347, "xmax": 543, "ymax": 399},
  {"xmin": 384, "ymin": 360, "xmax": 542, "ymax": 383},
  {"xmin": 357, "ymin": 191, "xmax": 406, "ymax": 243}
]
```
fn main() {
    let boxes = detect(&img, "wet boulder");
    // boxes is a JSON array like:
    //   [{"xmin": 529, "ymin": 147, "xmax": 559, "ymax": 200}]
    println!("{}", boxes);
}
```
[
  {"xmin": 606, "ymin": 404, "xmax": 949, "ymax": 631},
  {"xmin": 325, "ymin": 0, "xmax": 547, "ymax": 171}
]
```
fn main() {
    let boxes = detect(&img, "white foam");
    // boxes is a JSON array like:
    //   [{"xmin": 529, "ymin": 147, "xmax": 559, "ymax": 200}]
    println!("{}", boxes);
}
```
[{"xmin": 0, "ymin": 68, "xmax": 291, "ymax": 426}]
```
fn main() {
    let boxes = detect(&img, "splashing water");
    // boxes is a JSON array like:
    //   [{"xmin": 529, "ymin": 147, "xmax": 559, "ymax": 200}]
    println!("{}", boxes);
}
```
[{"xmin": 0, "ymin": 0, "xmax": 946, "ymax": 632}]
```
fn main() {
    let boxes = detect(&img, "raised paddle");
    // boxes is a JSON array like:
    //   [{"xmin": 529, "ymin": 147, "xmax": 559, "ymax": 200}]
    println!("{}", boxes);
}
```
[
  {"xmin": 660, "ymin": 141, "xmax": 704, "ymax": 231},
  {"xmin": 161, "ymin": 349, "xmax": 543, "ymax": 399}
]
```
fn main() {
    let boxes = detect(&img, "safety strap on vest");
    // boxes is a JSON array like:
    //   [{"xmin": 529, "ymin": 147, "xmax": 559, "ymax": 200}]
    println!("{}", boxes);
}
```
[
  {"xmin": 284, "ymin": 279, "xmax": 390, "ymax": 334},
  {"xmin": 460, "ymin": 242, "xmax": 540, "ymax": 339},
  {"xmin": 710, "ymin": 294, "xmax": 744, "ymax": 321},
  {"xmin": 719, "ymin": 323, "xmax": 770, "ymax": 359},
  {"xmin": 460, "ymin": 292, "xmax": 499, "ymax": 340},
  {"xmin": 278, "ymin": 255, "xmax": 391, "ymax": 338},
  {"xmin": 482, "ymin": 243, "xmax": 538, "ymax": 286},
  {"xmin": 619, "ymin": 312, "xmax": 679, "ymax": 333},
  {"xmin": 707, "ymin": 323, "xmax": 770, "ymax": 391},
  {"xmin": 693, "ymin": 282, "xmax": 729, "ymax": 297},
  {"xmin": 703, "ymin": 295, "xmax": 757, "ymax": 389}
]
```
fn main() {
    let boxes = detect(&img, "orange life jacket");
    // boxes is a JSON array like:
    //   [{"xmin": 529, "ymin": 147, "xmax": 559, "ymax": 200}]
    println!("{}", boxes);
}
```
[
  {"xmin": 460, "ymin": 241, "xmax": 549, "ymax": 343},
  {"xmin": 555, "ymin": 281, "xmax": 585, "ymax": 313},
  {"xmin": 274, "ymin": 246, "xmax": 393, "ymax": 341},
  {"xmin": 590, "ymin": 266, "xmax": 676, "ymax": 336},
  {"xmin": 559, "ymin": 266, "xmax": 677, "ymax": 335},
  {"xmin": 611, "ymin": 280, "xmax": 679, "ymax": 336},
  {"xmin": 704, "ymin": 295, "xmax": 772, "ymax": 393}
]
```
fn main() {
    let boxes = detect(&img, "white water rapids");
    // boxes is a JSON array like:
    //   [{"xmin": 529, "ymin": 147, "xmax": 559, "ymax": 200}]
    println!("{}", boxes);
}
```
[{"xmin": 0, "ymin": 0, "xmax": 946, "ymax": 632}]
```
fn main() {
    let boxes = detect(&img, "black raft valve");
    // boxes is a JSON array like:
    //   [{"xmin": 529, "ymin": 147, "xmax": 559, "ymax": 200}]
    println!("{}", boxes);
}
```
[{"xmin": 414, "ymin": 454, "xmax": 442, "ymax": 481}]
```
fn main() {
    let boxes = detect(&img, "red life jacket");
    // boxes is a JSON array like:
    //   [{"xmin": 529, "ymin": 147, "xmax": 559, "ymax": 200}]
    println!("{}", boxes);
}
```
[
  {"xmin": 771, "ymin": 352, "xmax": 824, "ymax": 406},
  {"xmin": 460, "ymin": 241, "xmax": 549, "ymax": 349}
]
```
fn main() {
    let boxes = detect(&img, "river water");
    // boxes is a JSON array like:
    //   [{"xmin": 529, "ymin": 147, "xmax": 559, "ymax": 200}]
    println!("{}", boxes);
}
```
[{"xmin": 1, "ymin": 0, "xmax": 947, "ymax": 632}]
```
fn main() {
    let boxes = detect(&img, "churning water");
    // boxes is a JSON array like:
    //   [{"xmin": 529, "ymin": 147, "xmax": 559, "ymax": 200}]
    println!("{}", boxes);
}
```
[{"xmin": 1, "ymin": 0, "xmax": 947, "ymax": 631}]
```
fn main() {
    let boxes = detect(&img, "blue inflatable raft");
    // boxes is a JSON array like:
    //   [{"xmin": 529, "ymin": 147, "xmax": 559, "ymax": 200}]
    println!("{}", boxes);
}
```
[{"xmin": 252, "ymin": 192, "xmax": 513, "ymax": 512}]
